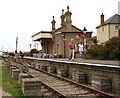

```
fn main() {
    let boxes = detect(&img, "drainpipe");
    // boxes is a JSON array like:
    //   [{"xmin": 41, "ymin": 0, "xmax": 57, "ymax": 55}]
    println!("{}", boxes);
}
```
[
  {"xmin": 119, "ymin": 25, "xmax": 120, "ymax": 37},
  {"xmin": 108, "ymin": 24, "xmax": 110, "ymax": 40},
  {"xmin": 62, "ymin": 33, "xmax": 66, "ymax": 58},
  {"xmin": 64, "ymin": 33, "xmax": 66, "ymax": 58}
]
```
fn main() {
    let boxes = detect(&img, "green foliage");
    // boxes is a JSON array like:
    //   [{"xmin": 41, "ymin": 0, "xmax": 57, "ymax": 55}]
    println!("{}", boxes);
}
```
[
  {"xmin": 92, "ymin": 36, "xmax": 97, "ymax": 44},
  {"xmin": 23, "ymin": 52, "xmax": 31, "ymax": 56},
  {"xmin": 0, "ymin": 61, "xmax": 2, "ymax": 87},
  {"xmin": 2, "ymin": 64, "xmax": 23, "ymax": 96},
  {"xmin": 1, "ymin": 60, "xmax": 35, "ymax": 97},
  {"xmin": 30, "ymin": 48, "xmax": 39, "ymax": 56},
  {"xmin": 101, "ymin": 37, "xmax": 119, "ymax": 60},
  {"xmin": 1, "ymin": 61, "xmax": 29, "ymax": 97},
  {"xmin": 87, "ymin": 37, "xmax": 120, "ymax": 60},
  {"xmin": 87, "ymin": 44, "xmax": 104, "ymax": 59}
]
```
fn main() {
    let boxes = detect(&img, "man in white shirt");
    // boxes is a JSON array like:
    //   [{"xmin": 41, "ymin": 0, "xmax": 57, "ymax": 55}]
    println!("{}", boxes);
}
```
[{"xmin": 78, "ymin": 42, "xmax": 84, "ymax": 58}]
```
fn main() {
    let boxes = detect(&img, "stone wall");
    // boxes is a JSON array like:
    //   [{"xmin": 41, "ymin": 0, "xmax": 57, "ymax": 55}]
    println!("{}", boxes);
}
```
[
  {"xmin": 24, "ymin": 58, "xmax": 120, "ymax": 97},
  {"xmin": 21, "ymin": 78, "xmax": 55, "ymax": 96}
]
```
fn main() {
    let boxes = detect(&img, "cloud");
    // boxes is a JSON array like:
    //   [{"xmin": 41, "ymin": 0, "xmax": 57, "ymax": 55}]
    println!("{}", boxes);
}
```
[{"xmin": 0, "ymin": 0, "xmax": 118, "ymax": 51}]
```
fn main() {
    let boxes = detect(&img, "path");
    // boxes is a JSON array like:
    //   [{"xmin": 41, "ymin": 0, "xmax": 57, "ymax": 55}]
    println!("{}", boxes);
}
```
[
  {"xmin": 0, "ymin": 87, "xmax": 12, "ymax": 97},
  {"xmin": 0, "ymin": 60, "xmax": 12, "ymax": 97}
]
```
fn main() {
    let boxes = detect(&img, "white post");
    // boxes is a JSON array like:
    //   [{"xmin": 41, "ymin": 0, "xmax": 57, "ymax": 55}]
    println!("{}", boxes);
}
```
[{"xmin": 16, "ymin": 37, "xmax": 18, "ymax": 52}]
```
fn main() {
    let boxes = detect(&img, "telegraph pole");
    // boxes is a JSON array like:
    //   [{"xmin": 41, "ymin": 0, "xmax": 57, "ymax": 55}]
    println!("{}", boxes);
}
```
[
  {"xmin": 16, "ymin": 36, "xmax": 18, "ymax": 52},
  {"xmin": 2, "ymin": 46, "xmax": 3, "ymax": 52}
]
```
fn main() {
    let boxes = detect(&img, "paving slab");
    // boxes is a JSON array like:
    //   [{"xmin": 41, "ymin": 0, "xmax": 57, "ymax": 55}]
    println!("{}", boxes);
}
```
[{"xmin": 25, "ymin": 57, "xmax": 120, "ymax": 66}]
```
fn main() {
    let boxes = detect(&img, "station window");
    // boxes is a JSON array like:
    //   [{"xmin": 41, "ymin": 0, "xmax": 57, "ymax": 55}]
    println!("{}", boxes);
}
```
[
  {"xmin": 115, "ymin": 26, "xmax": 118, "ymax": 32},
  {"xmin": 101, "ymin": 26, "xmax": 104, "ymax": 31}
]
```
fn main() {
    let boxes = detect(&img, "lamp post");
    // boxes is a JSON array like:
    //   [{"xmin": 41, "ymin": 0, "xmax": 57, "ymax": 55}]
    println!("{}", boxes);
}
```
[
  {"xmin": 30, "ymin": 44, "xmax": 31, "ymax": 50},
  {"xmin": 2, "ymin": 46, "xmax": 3, "ymax": 52},
  {"xmin": 62, "ymin": 33, "xmax": 66, "ymax": 58},
  {"xmin": 83, "ymin": 27, "xmax": 87, "ymax": 54},
  {"xmin": 16, "ymin": 36, "xmax": 18, "ymax": 52}
]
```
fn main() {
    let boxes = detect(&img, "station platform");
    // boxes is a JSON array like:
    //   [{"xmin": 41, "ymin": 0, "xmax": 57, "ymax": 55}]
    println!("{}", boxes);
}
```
[
  {"xmin": 25, "ymin": 57, "xmax": 120, "ymax": 67},
  {"xmin": 72, "ymin": 58, "xmax": 119, "ymax": 66}
]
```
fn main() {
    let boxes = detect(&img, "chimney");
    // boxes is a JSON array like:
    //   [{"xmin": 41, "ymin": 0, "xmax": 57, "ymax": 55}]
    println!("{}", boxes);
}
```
[
  {"xmin": 67, "ymin": 6, "xmax": 69, "ymax": 12},
  {"xmin": 101, "ymin": 13, "xmax": 104, "ymax": 25},
  {"xmin": 65, "ymin": 6, "xmax": 72, "ymax": 25},
  {"xmin": 51, "ymin": 16, "xmax": 56, "ymax": 31},
  {"xmin": 62, "ymin": 9, "xmax": 64, "ymax": 15},
  {"xmin": 60, "ymin": 9, "xmax": 65, "ymax": 26}
]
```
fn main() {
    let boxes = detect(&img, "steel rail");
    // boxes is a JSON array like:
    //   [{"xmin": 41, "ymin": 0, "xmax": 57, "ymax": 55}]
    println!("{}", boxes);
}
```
[
  {"xmin": 26, "ymin": 68, "xmax": 67, "ymax": 98},
  {"xmin": 9, "ymin": 59, "xmax": 115, "ymax": 98},
  {"xmin": 28, "ymin": 65, "xmax": 115, "ymax": 98},
  {"xmin": 8, "ymin": 60, "xmax": 67, "ymax": 97}
]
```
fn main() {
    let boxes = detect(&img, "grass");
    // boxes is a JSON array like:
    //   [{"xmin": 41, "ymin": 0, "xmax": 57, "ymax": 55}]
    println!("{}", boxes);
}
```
[
  {"xmin": 1, "ymin": 60, "xmax": 30, "ymax": 98},
  {"xmin": 0, "ymin": 60, "xmax": 2, "ymax": 87}
]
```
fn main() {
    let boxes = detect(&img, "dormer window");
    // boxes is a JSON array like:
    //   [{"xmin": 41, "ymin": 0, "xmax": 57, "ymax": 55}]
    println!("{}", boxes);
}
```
[{"xmin": 115, "ymin": 26, "xmax": 118, "ymax": 32}]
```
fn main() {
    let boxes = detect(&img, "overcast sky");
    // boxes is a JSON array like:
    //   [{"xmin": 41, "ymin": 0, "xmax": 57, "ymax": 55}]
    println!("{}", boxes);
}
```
[{"xmin": 0, "ymin": 0, "xmax": 119, "ymax": 52}]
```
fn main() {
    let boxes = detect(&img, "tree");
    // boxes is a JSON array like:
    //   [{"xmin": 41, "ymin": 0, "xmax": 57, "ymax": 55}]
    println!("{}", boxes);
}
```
[
  {"xmin": 86, "ymin": 37, "xmax": 120, "ymax": 60},
  {"xmin": 30, "ymin": 49, "xmax": 39, "ymax": 57}
]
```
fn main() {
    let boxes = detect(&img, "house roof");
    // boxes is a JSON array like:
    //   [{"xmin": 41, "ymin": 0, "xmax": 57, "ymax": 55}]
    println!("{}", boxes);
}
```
[
  {"xmin": 32, "ymin": 31, "xmax": 51, "ymax": 37},
  {"xmin": 105, "ymin": 14, "xmax": 120, "ymax": 24},
  {"xmin": 71, "ymin": 25, "xmax": 83, "ymax": 32},
  {"xmin": 53, "ymin": 24, "xmax": 83, "ymax": 33},
  {"xmin": 32, "ymin": 31, "xmax": 52, "ymax": 41},
  {"xmin": 96, "ymin": 14, "xmax": 120, "ymax": 28}
]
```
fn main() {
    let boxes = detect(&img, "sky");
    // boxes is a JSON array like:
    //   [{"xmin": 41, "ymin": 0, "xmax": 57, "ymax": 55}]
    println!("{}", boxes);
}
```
[{"xmin": 0, "ymin": 0, "xmax": 119, "ymax": 52}]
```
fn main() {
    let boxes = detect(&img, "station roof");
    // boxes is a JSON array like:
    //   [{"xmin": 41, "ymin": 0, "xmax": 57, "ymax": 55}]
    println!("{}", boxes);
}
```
[
  {"xmin": 53, "ymin": 25, "xmax": 83, "ymax": 33},
  {"xmin": 32, "ymin": 31, "xmax": 52, "ymax": 41},
  {"xmin": 96, "ymin": 14, "xmax": 120, "ymax": 28}
]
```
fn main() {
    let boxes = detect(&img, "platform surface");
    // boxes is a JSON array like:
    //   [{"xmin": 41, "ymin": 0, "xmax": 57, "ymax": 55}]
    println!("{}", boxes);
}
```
[{"xmin": 25, "ymin": 57, "xmax": 120, "ymax": 68}]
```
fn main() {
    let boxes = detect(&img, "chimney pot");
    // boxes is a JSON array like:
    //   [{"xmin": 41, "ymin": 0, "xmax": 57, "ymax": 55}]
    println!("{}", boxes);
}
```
[
  {"xmin": 101, "ymin": 13, "xmax": 104, "ymax": 25},
  {"xmin": 62, "ymin": 9, "xmax": 64, "ymax": 15},
  {"xmin": 67, "ymin": 6, "xmax": 69, "ymax": 11}
]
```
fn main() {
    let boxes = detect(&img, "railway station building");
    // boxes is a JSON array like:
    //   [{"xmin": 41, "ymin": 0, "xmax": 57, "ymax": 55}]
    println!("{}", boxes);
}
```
[{"xmin": 32, "ymin": 6, "xmax": 93, "ymax": 58}]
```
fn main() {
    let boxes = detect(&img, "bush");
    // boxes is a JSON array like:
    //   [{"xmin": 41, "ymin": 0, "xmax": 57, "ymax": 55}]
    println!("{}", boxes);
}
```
[
  {"xmin": 103, "ymin": 37, "xmax": 120, "ymax": 60},
  {"xmin": 58, "ymin": 54, "xmax": 63, "ymax": 58},
  {"xmin": 23, "ymin": 52, "xmax": 30, "ymax": 56},
  {"xmin": 30, "ymin": 49, "xmax": 39, "ymax": 57},
  {"xmin": 87, "ymin": 44, "xmax": 104, "ymax": 59},
  {"xmin": 87, "ymin": 37, "xmax": 120, "ymax": 60}
]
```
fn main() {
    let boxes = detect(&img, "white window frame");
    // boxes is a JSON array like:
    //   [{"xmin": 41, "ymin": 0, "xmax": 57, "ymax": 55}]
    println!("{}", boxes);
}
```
[
  {"xmin": 115, "ymin": 25, "xmax": 118, "ymax": 32},
  {"xmin": 101, "ymin": 26, "xmax": 104, "ymax": 31}
]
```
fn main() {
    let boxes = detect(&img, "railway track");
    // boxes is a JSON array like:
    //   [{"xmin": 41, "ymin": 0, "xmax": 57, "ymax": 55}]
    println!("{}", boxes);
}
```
[
  {"xmin": 28, "ymin": 67, "xmax": 97, "ymax": 97},
  {"xmin": 9, "ymin": 59, "xmax": 115, "ymax": 98}
]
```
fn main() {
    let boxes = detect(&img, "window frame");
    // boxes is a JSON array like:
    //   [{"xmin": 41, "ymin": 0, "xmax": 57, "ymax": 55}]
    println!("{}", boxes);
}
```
[{"xmin": 115, "ymin": 25, "xmax": 118, "ymax": 32}]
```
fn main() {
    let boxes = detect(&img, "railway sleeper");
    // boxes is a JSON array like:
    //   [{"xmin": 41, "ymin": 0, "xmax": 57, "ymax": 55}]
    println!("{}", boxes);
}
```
[{"xmin": 10, "ymin": 60, "xmax": 115, "ymax": 98}]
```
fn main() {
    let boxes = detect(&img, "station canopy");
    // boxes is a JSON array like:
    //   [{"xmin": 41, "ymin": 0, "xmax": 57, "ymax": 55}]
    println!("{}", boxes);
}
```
[{"xmin": 32, "ymin": 31, "xmax": 52, "ymax": 41}]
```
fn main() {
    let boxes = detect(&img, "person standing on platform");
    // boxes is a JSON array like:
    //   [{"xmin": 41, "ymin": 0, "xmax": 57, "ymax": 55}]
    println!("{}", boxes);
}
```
[
  {"xmin": 68, "ymin": 39, "xmax": 75, "ymax": 61},
  {"xmin": 78, "ymin": 42, "xmax": 84, "ymax": 59},
  {"xmin": 15, "ymin": 50, "xmax": 19, "ymax": 62},
  {"xmin": 19, "ymin": 51, "xmax": 24, "ymax": 59}
]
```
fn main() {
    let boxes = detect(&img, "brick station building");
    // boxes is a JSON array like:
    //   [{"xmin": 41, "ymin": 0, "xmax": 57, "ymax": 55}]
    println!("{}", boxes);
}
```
[{"xmin": 32, "ymin": 6, "xmax": 93, "ymax": 58}]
